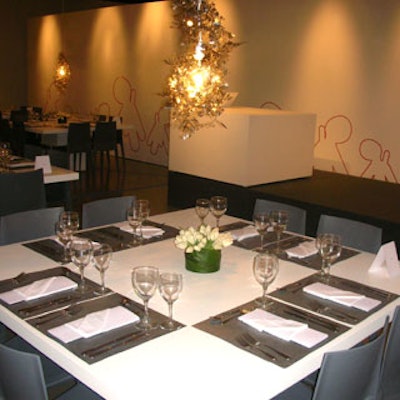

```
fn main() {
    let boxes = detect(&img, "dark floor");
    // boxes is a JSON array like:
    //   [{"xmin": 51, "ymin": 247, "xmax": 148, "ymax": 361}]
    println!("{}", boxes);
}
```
[{"xmin": 69, "ymin": 156, "xmax": 170, "ymax": 217}]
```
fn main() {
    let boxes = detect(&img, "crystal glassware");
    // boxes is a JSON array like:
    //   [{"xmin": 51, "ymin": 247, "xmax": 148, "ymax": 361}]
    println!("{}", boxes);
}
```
[
  {"xmin": 127, "ymin": 199, "xmax": 150, "ymax": 245},
  {"xmin": 70, "ymin": 238, "xmax": 93, "ymax": 293},
  {"xmin": 93, "ymin": 243, "xmax": 112, "ymax": 295},
  {"xmin": 195, "ymin": 198, "xmax": 210, "ymax": 226},
  {"xmin": 59, "ymin": 211, "xmax": 79, "ymax": 236},
  {"xmin": 270, "ymin": 210, "xmax": 288, "ymax": 254},
  {"xmin": 158, "ymin": 272, "xmax": 183, "ymax": 331},
  {"xmin": 252, "ymin": 253, "xmax": 279, "ymax": 309},
  {"xmin": 253, "ymin": 212, "xmax": 270, "ymax": 252},
  {"xmin": 55, "ymin": 221, "xmax": 73, "ymax": 264},
  {"xmin": 210, "ymin": 196, "xmax": 227, "ymax": 228},
  {"xmin": 131, "ymin": 266, "xmax": 159, "ymax": 331},
  {"xmin": 316, "ymin": 233, "xmax": 342, "ymax": 278}
]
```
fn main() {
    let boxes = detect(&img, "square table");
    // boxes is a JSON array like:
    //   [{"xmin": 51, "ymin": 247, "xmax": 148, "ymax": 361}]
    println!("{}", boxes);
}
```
[{"xmin": 0, "ymin": 208, "xmax": 399, "ymax": 400}]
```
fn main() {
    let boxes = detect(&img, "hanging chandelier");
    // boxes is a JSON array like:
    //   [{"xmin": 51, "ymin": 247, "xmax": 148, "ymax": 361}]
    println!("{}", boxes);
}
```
[
  {"xmin": 54, "ymin": 52, "xmax": 71, "ymax": 91},
  {"xmin": 165, "ymin": 0, "xmax": 239, "ymax": 139}
]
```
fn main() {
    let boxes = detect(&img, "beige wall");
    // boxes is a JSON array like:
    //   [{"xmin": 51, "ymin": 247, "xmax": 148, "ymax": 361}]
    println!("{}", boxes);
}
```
[{"xmin": 7, "ymin": 0, "xmax": 400, "ymax": 180}]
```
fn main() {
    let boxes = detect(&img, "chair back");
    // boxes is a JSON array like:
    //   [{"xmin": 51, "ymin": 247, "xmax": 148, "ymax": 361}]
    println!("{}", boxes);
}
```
[
  {"xmin": 317, "ymin": 214, "xmax": 382, "ymax": 253},
  {"xmin": 312, "ymin": 318, "xmax": 388, "ymax": 400},
  {"xmin": 253, "ymin": 198, "xmax": 306, "ymax": 234},
  {"xmin": 0, "ymin": 206, "xmax": 64, "ymax": 245},
  {"xmin": 0, "ymin": 344, "xmax": 48, "ymax": 400},
  {"xmin": 0, "ymin": 169, "xmax": 46, "ymax": 217},
  {"xmin": 82, "ymin": 195, "xmax": 135, "ymax": 229},
  {"xmin": 67, "ymin": 122, "xmax": 92, "ymax": 154},
  {"xmin": 380, "ymin": 306, "xmax": 400, "ymax": 399},
  {"xmin": 92, "ymin": 121, "xmax": 117, "ymax": 151}
]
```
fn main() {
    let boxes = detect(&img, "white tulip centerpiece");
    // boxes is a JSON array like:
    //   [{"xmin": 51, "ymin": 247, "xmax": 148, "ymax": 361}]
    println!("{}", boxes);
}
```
[{"xmin": 174, "ymin": 225, "xmax": 233, "ymax": 273}]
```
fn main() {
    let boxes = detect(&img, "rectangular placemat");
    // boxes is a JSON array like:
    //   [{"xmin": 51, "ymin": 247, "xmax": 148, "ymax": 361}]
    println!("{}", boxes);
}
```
[
  {"xmin": 269, "ymin": 273, "xmax": 398, "ymax": 325},
  {"xmin": 195, "ymin": 299, "xmax": 348, "ymax": 368}
]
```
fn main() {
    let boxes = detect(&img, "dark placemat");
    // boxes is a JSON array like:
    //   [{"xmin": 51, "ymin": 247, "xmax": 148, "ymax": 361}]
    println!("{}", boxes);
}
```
[
  {"xmin": 219, "ymin": 221, "xmax": 250, "ymax": 233},
  {"xmin": 0, "ymin": 267, "xmax": 102, "ymax": 319},
  {"xmin": 281, "ymin": 247, "xmax": 360, "ymax": 271},
  {"xmin": 28, "ymin": 292, "xmax": 184, "ymax": 364},
  {"xmin": 24, "ymin": 239, "xmax": 65, "ymax": 262},
  {"xmin": 195, "ymin": 299, "xmax": 348, "ymax": 368},
  {"xmin": 269, "ymin": 273, "xmax": 399, "ymax": 325},
  {"xmin": 78, "ymin": 222, "xmax": 180, "ymax": 251}
]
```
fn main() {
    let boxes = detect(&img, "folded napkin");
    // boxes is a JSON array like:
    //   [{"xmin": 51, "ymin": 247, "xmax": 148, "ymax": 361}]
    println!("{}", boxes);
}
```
[
  {"xmin": 48, "ymin": 306, "xmax": 140, "ymax": 343},
  {"xmin": 120, "ymin": 224, "xmax": 165, "ymax": 239},
  {"xmin": 230, "ymin": 225, "xmax": 259, "ymax": 241},
  {"xmin": 286, "ymin": 240, "xmax": 318, "ymax": 259},
  {"xmin": 0, "ymin": 276, "xmax": 77, "ymax": 305},
  {"xmin": 303, "ymin": 282, "xmax": 381, "ymax": 312},
  {"xmin": 239, "ymin": 308, "xmax": 328, "ymax": 348}
]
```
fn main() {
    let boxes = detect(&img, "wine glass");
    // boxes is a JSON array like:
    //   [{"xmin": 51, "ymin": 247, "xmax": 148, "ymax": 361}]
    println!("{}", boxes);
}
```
[
  {"xmin": 270, "ymin": 210, "xmax": 288, "ymax": 254},
  {"xmin": 55, "ymin": 221, "xmax": 73, "ymax": 263},
  {"xmin": 59, "ymin": 211, "xmax": 79, "ymax": 236},
  {"xmin": 0, "ymin": 142, "xmax": 12, "ymax": 172},
  {"xmin": 127, "ymin": 199, "xmax": 150, "ymax": 245},
  {"xmin": 316, "ymin": 233, "xmax": 342, "ymax": 279},
  {"xmin": 93, "ymin": 243, "xmax": 112, "ymax": 295},
  {"xmin": 253, "ymin": 212, "xmax": 270, "ymax": 252},
  {"xmin": 158, "ymin": 272, "xmax": 183, "ymax": 331},
  {"xmin": 131, "ymin": 266, "xmax": 159, "ymax": 331},
  {"xmin": 210, "ymin": 196, "xmax": 227, "ymax": 228},
  {"xmin": 195, "ymin": 198, "xmax": 210, "ymax": 227},
  {"xmin": 70, "ymin": 238, "xmax": 93, "ymax": 293},
  {"xmin": 253, "ymin": 253, "xmax": 279, "ymax": 309}
]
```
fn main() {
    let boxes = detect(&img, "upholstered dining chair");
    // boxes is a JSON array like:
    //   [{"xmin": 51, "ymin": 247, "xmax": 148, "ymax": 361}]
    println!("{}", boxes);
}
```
[
  {"xmin": 316, "ymin": 214, "xmax": 382, "ymax": 253},
  {"xmin": 67, "ymin": 122, "xmax": 92, "ymax": 172},
  {"xmin": 81, "ymin": 195, "xmax": 135, "ymax": 229},
  {"xmin": 92, "ymin": 121, "xmax": 118, "ymax": 172},
  {"xmin": 0, "ymin": 206, "xmax": 64, "ymax": 245},
  {"xmin": 0, "ymin": 344, "xmax": 103, "ymax": 400},
  {"xmin": 380, "ymin": 306, "xmax": 400, "ymax": 399},
  {"xmin": 272, "ymin": 317, "xmax": 388, "ymax": 400},
  {"xmin": 253, "ymin": 198, "xmax": 307, "ymax": 235},
  {"xmin": 0, "ymin": 169, "xmax": 46, "ymax": 217}
]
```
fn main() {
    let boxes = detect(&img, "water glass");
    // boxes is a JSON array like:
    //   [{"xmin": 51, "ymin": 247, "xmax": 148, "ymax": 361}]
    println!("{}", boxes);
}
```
[
  {"xmin": 316, "ymin": 233, "xmax": 342, "ymax": 278},
  {"xmin": 253, "ymin": 253, "xmax": 279, "ymax": 309},
  {"xmin": 195, "ymin": 198, "xmax": 210, "ymax": 226},
  {"xmin": 70, "ymin": 238, "xmax": 93, "ymax": 292},
  {"xmin": 93, "ymin": 243, "xmax": 112, "ymax": 294},
  {"xmin": 253, "ymin": 212, "xmax": 270, "ymax": 252},
  {"xmin": 270, "ymin": 210, "xmax": 288, "ymax": 254},
  {"xmin": 210, "ymin": 196, "xmax": 227, "ymax": 228},
  {"xmin": 158, "ymin": 272, "xmax": 183, "ymax": 330}
]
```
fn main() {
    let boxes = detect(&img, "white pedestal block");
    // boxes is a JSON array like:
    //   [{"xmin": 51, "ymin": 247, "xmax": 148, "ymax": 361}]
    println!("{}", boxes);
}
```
[{"xmin": 169, "ymin": 107, "xmax": 316, "ymax": 187}]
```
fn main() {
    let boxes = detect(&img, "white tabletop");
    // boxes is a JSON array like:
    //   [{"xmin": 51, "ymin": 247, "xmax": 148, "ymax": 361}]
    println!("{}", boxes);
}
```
[{"xmin": 0, "ymin": 208, "xmax": 398, "ymax": 400}]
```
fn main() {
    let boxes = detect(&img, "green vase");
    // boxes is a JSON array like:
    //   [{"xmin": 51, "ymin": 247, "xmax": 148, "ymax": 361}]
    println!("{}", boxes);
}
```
[{"xmin": 185, "ymin": 248, "xmax": 221, "ymax": 273}]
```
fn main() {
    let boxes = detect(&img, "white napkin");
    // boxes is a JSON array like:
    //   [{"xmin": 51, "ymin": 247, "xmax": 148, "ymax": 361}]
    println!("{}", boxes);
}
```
[
  {"xmin": 48, "ymin": 306, "xmax": 140, "ymax": 343},
  {"xmin": 303, "ymin": 282, "xmax": 381, "ymax": 312},
  {"xmin": 286, "ymin": 240, "xmax": 318, "ymax": 259},
  {"xmin": 369, "ymin": 241, "xmax": 400, "ymax": 278},
  {"xmin": 239, "ymin": 308, "xmax": 328, "ymax": 348},
  {"xmin": 120, "ymin": 224, "xmax": 164, "ymax": 239},
  {"xmin": 230, "ymin": 225, "xmax": 259, "ymax": 241},
  {"xmin": 0, "ymin": 276, "xmax": 78, "ymax": 304}
]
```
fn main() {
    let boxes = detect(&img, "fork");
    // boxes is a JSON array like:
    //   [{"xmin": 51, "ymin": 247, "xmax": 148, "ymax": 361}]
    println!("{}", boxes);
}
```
[
  {"xmin": 236, "ymin": 334, "xmax": 276, "ymax": 361},
  {"xmin": 33, "ymin": 304, "xmax": 82, "ymax": 327},
  {"xmin": 240, "ymin": 332, "xmax": 291, "ymax": 360}
]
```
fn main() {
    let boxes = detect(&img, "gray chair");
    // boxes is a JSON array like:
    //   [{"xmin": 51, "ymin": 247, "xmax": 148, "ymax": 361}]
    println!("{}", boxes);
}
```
[
  {"xmin": 272, "ymin": 318, "xmax": 388, "ymax": 400},
  {"xmin": 317, "ymin": 214, "xmax": 382, "ymax": 253},
  {"xmin": 0, "ymin": 169, "xmax": 46, "ymax": 217},
  {"xmin": 253, "ymin": 198, "xmax": 307, "ymax": 235},
  {"xmin": 92, "ymin": 121, "xmax": 119, "ymax": 172},
  {"xmin": 380, "ymin": 306, "xmax": 400, "ymax": 399},
  {"xmin": 81, "ymin": 195, "xmax": 135, "ymax": 229},
  {"xmin": 0, "ymin": 343, "xmax": 103, "ymax": 400},
  {"xmin": 0, "ymin": 206, "xmax": 64, "ymax": 246}
]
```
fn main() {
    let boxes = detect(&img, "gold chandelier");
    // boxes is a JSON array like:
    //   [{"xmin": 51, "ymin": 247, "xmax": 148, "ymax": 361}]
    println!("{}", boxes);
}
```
[
  {"xmin": 166, "ymin": 0, "xmax": 239, "ymax": 139},
  {"xmin": 54, "ymin": 52, "xmax": 71, "ymax": 91}
]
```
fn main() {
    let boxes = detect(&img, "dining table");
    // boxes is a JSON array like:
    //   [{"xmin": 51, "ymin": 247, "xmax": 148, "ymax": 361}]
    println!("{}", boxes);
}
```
[{"xmin": 0, "ymin": 208, "xmax": 399, "ymax": 400}]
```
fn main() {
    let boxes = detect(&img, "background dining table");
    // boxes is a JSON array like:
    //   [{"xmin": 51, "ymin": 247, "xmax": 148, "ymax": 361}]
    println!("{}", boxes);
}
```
[{"xmin": 0, "ymin": 208, "xmax": 398, "ymax": 400}]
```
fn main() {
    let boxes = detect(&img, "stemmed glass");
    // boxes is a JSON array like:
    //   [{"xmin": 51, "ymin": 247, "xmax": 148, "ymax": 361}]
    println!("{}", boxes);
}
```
[
  {"xmin": 70, "ymin": 238, "xmax": 93, "ymax": 293},
  {"xmin": 253, "ymin": 253, "xmax": 279, "ymax": 309},
  {"xmin": 93, "ymin": 243, "xmax": 112, "ymax": 295},
  {"xmin": 158, "ymin": 272, "xmax": 183, "ymax": 331},
  {"xmin": 55, "ymin": 221, "xmax": 73, "ymax": 263},
  {"xmin": 316, "ymin": 233, "xmax": 342, "ymax": 279},
  {"xmin": 270, "ymin": 210, "xmax": 288, "ymax": 254},
  {"xmin": 253, "ymin": 212, "xmax": 270, "ymax": 253},
  {"xmin": 131, "ymin": 266, "xmax": 159, "ymax": 331},
  {"xmin": 0, "ymin": 142, "xmax": 12, "ymax": 172},
  {"xmin": 195, "ymin": 198, "xmax": 210, "ymax": 227},
  {"xmin": 127, "ymin": 199, "xmax": 150, "ymax": 245},
  {"xmin": 59, "ymin": 211, "xmax": 79, "ymax": 235},
  {"xmin": 210, "ymin": 196, "xmax": 227, "ymax": 229}
]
